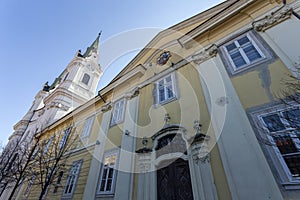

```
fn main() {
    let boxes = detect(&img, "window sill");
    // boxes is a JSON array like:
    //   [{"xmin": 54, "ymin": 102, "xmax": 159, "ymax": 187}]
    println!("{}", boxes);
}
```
[
  {"xmin": 154, "ymin": 97, "xmax": 177, "ymax": 108},
  {"xmin": 96, "ymin": 193, "xmax": 115, "ymax": 198},
  {"xmin": 282, "ymin": 181, "xmax": 300, "ymax": 190},
  {"xmin": 110, "ymin": 120, "xmax": 124, "ymax": 128}
]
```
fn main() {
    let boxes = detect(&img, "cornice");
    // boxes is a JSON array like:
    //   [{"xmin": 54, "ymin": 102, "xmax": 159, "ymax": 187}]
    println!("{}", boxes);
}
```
[
  {"xmin": 178, "ymin": 0, "xmax": 256, "ymax": 48},
  {"xmin": 253, "ymin": 5, "xmax": 293, "ymax": 31}
]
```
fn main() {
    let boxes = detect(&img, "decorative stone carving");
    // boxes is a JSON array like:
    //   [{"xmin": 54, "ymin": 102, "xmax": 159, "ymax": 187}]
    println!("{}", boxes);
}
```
[
  {"xmin": 157, "ymin": 51, "xmax": 171, "ymax": 65},
  {"xmin": 125, "ymin": 87, "xmax": 140, "ymax": 99},
  {"xmin": 191, "ymin": 141, "xmax": 210, "ymax": 164},
  {"xmin": 164, "ymin": 113, "xmax": 171, "ymax": 127},
  {"xmin": 48, "ymin": 101, "xmax": 69, "ymax": 111},
  {"xmin": 191, "ymin": 120, "xmax": 210, "ymax": 164},
  {"xmin": 100, "ymin": 102, "xmax": 112, "ymax": 112},
  {"xmin": 216, "ymin": 96, "xmax": 229, "ymax": 106},
  {"xmin": 253, "ymin": 5, "xmax": 293, "ymax": 32},
  {"xmin": 137, "ymin": 153, "xmax": 152, "ymax": 173},
  {"xmin": 191, "ymin": 44, "xmax": 218, "ymax": 65}
]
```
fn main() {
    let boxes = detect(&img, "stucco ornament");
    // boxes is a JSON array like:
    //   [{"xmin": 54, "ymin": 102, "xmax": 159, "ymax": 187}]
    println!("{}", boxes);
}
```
[
  {"xmin": 48, "ymin": 101, "xmax": 69, "ymax": 111},
  {"xmin": 191, "ymin": 120, "xmax": 210, "ymax": 164},
  {"xmin": 253, "ymin": 5, "xmax": 293, "ymax": 32},
  {"xmin": 191, "ymin": 44, "xmax": 218, "ymax": 65},
  {"xmin": 100, "ymin": 101, "xmax": 112, "ymax": 112},
  {"xmin": 137, "ymin": 153, "xmax": 152, "ymax": 173},
  {"xmin": 157, "ymin": 51, "xmax": 171, "ymax": 65},
  {"xmin": 125, "ymin": 87, "xmax": 140, "ymax": 99}
]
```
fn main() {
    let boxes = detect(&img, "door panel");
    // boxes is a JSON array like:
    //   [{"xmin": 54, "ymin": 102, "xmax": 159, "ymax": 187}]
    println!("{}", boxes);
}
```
[{"xmin": 157, "ymin": 159, "xmax": 193, "ymax": 200}]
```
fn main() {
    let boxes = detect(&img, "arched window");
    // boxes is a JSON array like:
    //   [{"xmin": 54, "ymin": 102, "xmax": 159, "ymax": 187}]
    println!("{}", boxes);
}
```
[
  {"xmin": 81, "ymin": 73, "xmax": 90, "ymax": 85},
  {"xmin": 63, "ymin": 72, "xmax": 69, "ymax": 81}
]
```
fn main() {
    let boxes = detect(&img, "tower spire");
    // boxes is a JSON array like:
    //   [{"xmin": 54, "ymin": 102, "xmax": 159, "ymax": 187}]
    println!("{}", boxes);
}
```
[{"xmin": 83, "ymin": 32, "xmax": 101, "ymax": 58}]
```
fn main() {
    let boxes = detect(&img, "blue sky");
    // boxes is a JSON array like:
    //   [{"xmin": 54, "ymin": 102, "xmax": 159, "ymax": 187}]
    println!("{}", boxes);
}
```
[{"xmin": 0, "ymin": 0, "xmax": 224, "ymax": 145}]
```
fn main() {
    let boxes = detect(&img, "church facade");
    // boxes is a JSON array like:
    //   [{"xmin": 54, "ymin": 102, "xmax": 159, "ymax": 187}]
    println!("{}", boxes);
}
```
[{"xmin": 3, "ymin": 0, "xmax": 300, "ymax": 199}]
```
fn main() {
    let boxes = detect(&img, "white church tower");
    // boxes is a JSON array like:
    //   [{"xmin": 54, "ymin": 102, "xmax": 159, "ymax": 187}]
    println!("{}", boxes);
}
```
[{"xmin": 9, "ymin": 33, "xmax": 102, "ymax": 143}]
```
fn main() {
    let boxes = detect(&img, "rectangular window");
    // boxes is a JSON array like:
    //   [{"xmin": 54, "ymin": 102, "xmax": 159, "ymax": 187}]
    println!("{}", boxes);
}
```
[
  {"xmin": 111, "ymin": 99, "xmax": 125, "ymax": 125},
  {"xmin": 59, "ymin": 127, "xmax": 72, "ymax": 149},
  {"xmin": 62, "ymin": 160, "xmax": 82, "ymax": 197},
  {"xmin": 154, "ymin": 73, "xmax": 177, "ymax": 105},
  {"xmin": 24, "ymin": 175, "xmax": 36, "ymax": 197},
  {"xmin": 97, "ymin": 151, "xmax": 118, "ymax": 195},
  {"xmin": 42, "ymin": 138, "xmax": 53, "ymax": 156},
  {"xmin": 53, "ymin": 171, "xmax": 64, "ymax": 193},
  {"xmin": 81, "ymin": 116, "xmax": 94, "ymax": 138},
  {"xmin": 260, "ymin": 108, "xmax": 300, "ymax": 178},
  {"xmin": 221, "ymin": 32, "xmax": 270, "ymax": 74}
]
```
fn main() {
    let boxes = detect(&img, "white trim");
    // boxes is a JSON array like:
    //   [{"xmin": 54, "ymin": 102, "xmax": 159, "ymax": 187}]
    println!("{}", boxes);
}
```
[
  {"xmin": 110, "ymin": 98, "xmax": 126, "ymax": 126},
  {"xmin": 62, "ymin": 159, "xmax": 82, "ymax": 198},
  {"xmin": 221, "ymin": 31, "xmax": 269, "ymax": 74},
  {"xmin": 96, "ymin": 149, "xmax": 119, "ymax": 196},
  {"xmin": 82, "ymin": 109, "xmax": 112, "ymax": 199},
  {"xmin": 256, "ymin": 106, "xmax": 300, "ymax": 183},
  {"xmin": 80, "ymin": 115, "xmax": 95, "ymax": 138},
  {"xmin": 154, "ymin": 72, "xmax": 178, "ymax": 106}
]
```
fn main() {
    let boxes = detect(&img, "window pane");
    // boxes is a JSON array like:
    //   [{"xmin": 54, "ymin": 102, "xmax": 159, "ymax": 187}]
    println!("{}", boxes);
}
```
[
  {"xmin": 104, "ymin": 157, "xmax": 110, "ymax": 166},
  {"xmin": 108, "ymin": 168, "xmax": 114, "ymax": 178},
  {"xmin": 226, "ymin": 43, "xmax": 237, "ymax": 52},
  {"xmin": 273, "ymin": 135, "xmax": 298, "ymax": 154},
  {"xmin": 102, "ymin": 168, "xmax": 108, "ymax": 179},
  {"xmin": 237, "ymin": 36, "xmax": 250, "ymax": 45},
  {"xmin": 262, "ymin": 114, "xmax": 285, "ymax": 132},
  {"xmin": 166, "ymin": 85, "xmax": 174, "ymax": 99},
  {"xmin": 159, "ymin": 87, "xmax": 165, "ymax": 102},
  {"xmin": 106, "ymin": 179, "xmax": 112, "ymax": 191},
  {"xmin": 165, "ymin": 76, "xmax": 172, "ymax": 83},
  {"xmin": 243, "ymin": 44, "xmax": 262, "ymax": 62},
  {"xmin": 100, "ymin": 180, "xmax": 106, "ymax": 191},
  {"xmin": 110, "ymin": 155, "xmax": 116, "ymax": 165},
  {"xmin": 282, "ymin": 154, "xmax": 300, "ymax": 177},
  {"xmin": 230, "ymin": 51, "xmax": 246, "ymax": 68},
  {"xmin": 283, "ymin": 109, "xmax": 300, "ymax": 128},
  {"xmin": 82, "ymin": 73, "xmax": 90, "ymax": 85}
]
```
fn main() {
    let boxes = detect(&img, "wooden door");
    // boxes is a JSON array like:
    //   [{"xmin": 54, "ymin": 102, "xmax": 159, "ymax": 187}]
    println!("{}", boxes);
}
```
[{"xmin": 157, "ymin": 158, "xmax": 193, "ymax": 200}]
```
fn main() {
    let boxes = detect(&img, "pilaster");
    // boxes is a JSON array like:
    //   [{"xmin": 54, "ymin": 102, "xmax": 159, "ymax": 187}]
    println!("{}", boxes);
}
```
[
  {"xmin": 114, "ymin": 90, "xmax": 140, "ymax": 200},
  {"xmin": 82, "ymin": 104, "xmax": 112, "ymax": 199},
  {"xmin": 192, "ymin": 47, "xmax": 283, "ymax": 200}
]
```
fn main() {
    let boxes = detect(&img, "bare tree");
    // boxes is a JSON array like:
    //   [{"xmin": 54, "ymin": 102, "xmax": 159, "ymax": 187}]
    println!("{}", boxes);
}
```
[
  {"xmin": 0, "ymin": 137, "xmax": 25, "ymax": 197},
  {"xmin": 4, "ymin": 137, "xmax": 40, "ymax": 200},
  {"xmin": 30, "ymin": 125, "xmax": 78, "ymax": 200}
]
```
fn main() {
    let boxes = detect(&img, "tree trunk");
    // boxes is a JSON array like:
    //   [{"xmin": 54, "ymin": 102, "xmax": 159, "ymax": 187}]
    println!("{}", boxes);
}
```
[
  {"xmin": 38, "ymin": 182, "xmax": 49, "ymax": 200},
  {"xmin": 7, "ymin": 180, "xmax": 20, "ymax": 200},
  {"xmin": 0, "ymin": 182, "xmax": 8, "ymax": 197}
]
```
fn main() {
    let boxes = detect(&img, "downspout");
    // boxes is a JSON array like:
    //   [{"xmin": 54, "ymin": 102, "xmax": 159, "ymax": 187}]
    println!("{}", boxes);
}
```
[{"xmin": 283, "ymin": 0, "xmax": 300, "ymax": 19}]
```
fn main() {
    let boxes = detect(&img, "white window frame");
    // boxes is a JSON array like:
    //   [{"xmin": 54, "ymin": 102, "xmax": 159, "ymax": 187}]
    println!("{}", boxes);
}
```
[
  {"xmin": 24, "ymin": 174, "xmax": 36, "ymax": 197},
  {"xmin": 97, "ymin": 150, "xmax": 119, "ymax": 195},
  {"xmin": 221, "ymin": 31, "xmax": 271, "ymax": 74},
  {"xmin": 62, "ymin": 160, "xmax": 82, "ymax": 198},
  {"xmin": 42, "ymin": 137, "xmax": 53, "ymax": 156},
  {"xmin": 154, "ymin": 73, "xmax": 177, "ymax": 105},
  {"xmin": 257, "ymin": 107, "xmax": 300, "ymax": 184},
  {"xmin": 111, "ymin": 99, "xmax": 126, "ymax": 126},
  {"xmin": 53, "ymin": 171, "xmax": 64, "ymax": 194},
  {"xmin": 59, "ymin": 127, "xmax": 72, "ymax": 149},
  {"xmin": 81, "ymin": 116, "xmax": 94, "ymax": 138}
]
